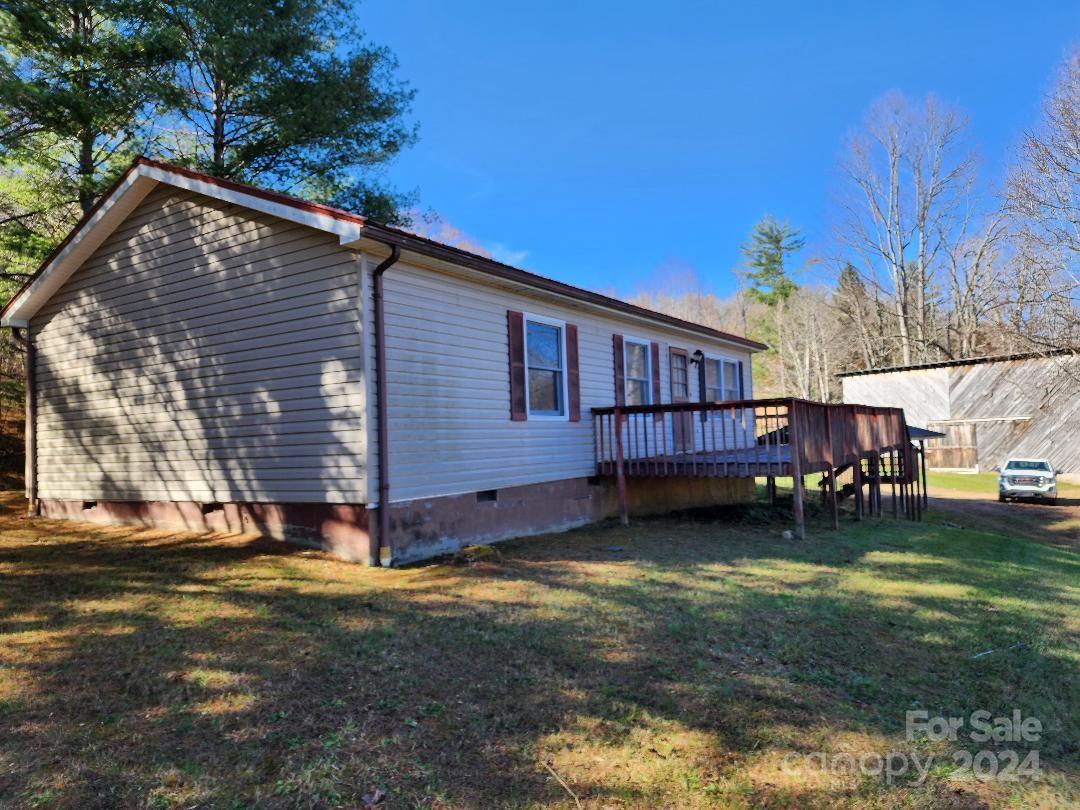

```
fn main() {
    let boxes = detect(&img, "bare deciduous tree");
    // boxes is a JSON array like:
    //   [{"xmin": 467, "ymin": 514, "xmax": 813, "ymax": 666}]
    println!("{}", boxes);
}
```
[
  {"xmin": 1005, "ymin": 50, "xmax": 1080, "ymax": 352},
  {"xmin": 941, "ymin": 208, "xmax": 1008, "ymax": 358},
  {"xmin": 835, "ymin": 92, "xmax": 974, "ymax": 365}
]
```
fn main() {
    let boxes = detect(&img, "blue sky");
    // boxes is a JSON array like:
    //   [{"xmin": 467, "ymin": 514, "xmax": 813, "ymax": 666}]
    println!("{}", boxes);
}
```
[{"xmin": 358, "ymin": 1, "xmax": 1079, "ymax": 298}]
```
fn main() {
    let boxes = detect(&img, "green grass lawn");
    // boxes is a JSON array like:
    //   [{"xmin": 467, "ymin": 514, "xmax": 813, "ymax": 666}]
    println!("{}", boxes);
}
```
[
  {"xmin": 927, "ymin": 469, "xmax": 1080, "ymax": 497},
  {"xmin": 758, "ymin": 470, "xmax": 1080, "ymax": 499},
  {"xmin": 0, "ymin": 492, "xmax": 1077, "ymax": 808}
]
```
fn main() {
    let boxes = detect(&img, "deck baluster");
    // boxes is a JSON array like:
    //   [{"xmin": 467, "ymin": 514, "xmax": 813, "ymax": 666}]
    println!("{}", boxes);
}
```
[
  {"xmin": 710, "ymin": 407, "xmax": 718, "ymax": 476},
  {"xmin": 597, "ymin": 413, "xmax": 605, "ymax": 475}
]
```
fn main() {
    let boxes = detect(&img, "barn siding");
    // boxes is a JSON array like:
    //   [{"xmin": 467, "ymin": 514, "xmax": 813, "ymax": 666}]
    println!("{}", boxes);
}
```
[
  {"xmin": 841, "ymin": 356, "xmax": 1080, "ymax": 474},
  {"xmin": 31, "ymin": 186, "xmax": 367, "ymax": 504},
  {"xmin": 841, "ymin": 367, "xmax": 950, "ymax": 427},
  {"xmin": 948, "ymin": 357, "xmax": 1080, "ymax": 472},
  {"xmin": 370, "ymin": 258, "xmax": 755, "ymax": 504}
]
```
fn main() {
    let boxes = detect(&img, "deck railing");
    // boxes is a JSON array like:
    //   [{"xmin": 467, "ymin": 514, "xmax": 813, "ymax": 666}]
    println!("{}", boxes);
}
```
[
  {"xmin": 591, "ymin": 398, "xmax": 921, "ymax": 537},
  {"xmin": 592, "ymin": 398, "xmax": 909, "ymax": 475}
]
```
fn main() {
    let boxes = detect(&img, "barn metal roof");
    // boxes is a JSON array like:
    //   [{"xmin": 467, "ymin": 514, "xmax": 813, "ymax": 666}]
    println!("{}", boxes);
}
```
[
  {"xmin": 908, "ymin": 425, "xmax": 947, "ymax": 440},
  {"xmin": 836, "ymin": 349, "xmax": 1078, "ymax": 378}
]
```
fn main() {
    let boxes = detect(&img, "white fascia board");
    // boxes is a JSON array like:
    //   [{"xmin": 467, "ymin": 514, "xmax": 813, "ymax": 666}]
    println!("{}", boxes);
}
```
[{"xmin": 136, "ymin": 164, "xmax": 364, "ymax": 245}]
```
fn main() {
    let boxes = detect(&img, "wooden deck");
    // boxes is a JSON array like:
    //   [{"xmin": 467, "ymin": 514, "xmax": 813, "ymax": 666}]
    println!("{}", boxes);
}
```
[
  {"xmin": 592, "ymin": 398, "xmax": 926, "ymax": 538},
  {"xmin": 603, "ymin": 446, "xmax": 793, "ymax": 478}
]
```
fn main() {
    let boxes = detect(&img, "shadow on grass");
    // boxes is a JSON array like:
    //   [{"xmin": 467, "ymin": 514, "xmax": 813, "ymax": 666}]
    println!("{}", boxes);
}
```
[{"xmin": 0, "ymin": 492, "xmax": 1076, "ymax": 808}]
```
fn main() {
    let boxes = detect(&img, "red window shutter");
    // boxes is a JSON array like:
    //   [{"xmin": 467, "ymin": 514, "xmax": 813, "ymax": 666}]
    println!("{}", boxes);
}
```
[
  {"xmin": 737, "ymin": 359, "xmax": 745, "ymax": 399},
  {"xmin": 650, "ymin": 342, "xmax": 662, "ymax": 421},
  {"xmin": 566, "ymin": 323, "xmax": 581, "ymax": 422},
  {"xmin": 507, "ymin": 310, "xmax": 527, "ymax": 421},
  {"xmin": 612, "ymin": 333, "xmax": 625, "ymax": 406}
]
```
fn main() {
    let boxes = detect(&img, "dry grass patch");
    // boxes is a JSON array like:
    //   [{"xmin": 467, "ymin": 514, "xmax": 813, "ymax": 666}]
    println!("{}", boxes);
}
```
[{"xmin": 0, "ymin": 492, "xmax": 1076, "ymax": 808}]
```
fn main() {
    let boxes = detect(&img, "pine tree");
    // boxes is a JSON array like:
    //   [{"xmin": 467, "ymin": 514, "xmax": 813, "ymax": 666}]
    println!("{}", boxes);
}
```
[
  {"xmin": 0, "ymin": 0, "xmax": 179, "ymax": 214},
  {"xmin": 739, "ymin": 215, "xmax": 803, "ymax": 307},
  {"xmin": 739, "ymin": 215, "xmax": 805, "ymax": 395},
  {"xmin": 163, "ymin": 0, "xmax": 416, "ymax": 222}
]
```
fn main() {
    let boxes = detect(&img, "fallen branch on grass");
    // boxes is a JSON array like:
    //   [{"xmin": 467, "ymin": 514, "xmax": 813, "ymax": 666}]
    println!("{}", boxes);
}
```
[
  {"xmin": 971, "ymin": 642, "xmax": 1024, "ymax": 659},
  {"xmin": 542, "ymin": 760, "xmax": 581, "ymax": 809}
]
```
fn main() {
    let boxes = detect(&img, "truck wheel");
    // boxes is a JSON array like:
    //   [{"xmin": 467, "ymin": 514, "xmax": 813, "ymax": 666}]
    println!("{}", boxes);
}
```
[{"xmin": 998, "ymin": 494, "xmax": 1006, "ymax": 502}]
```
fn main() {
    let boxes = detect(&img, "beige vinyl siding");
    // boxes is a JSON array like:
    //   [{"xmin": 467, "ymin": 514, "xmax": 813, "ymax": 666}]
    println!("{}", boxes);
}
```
[
  {"xmin": 372, "ymin": 259, "xmax": 754, "ymax": 503},
  {"xmin": 31, "ymin": 185, "xmax": 366, "ymax": 504}
]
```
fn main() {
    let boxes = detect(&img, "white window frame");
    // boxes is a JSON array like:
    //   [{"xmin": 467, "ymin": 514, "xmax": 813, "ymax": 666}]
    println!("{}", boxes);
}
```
[
  {"xmin": 523, "ymin": 312, "xmax": 569, "ymax": 421},
  {"xmin": 669, "ymin": 350, "xmax": 690, "ymax": 400},
  {"xmin": 702, "ymin": 352, "xmax": 743, "ymax": 402},
  {"xmin": 623, "ymin": 335, "xmax": 653, "ymax": 406}
]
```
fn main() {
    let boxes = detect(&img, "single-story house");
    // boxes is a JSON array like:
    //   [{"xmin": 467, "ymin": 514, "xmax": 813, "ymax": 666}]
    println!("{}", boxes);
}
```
[
  {"xmin": 2, "ymin": 158, "xmax": 777, "ymax": 565},
  {"xmin": 839, "ymin": 351, "xmax": 1080, "ymax": 475}
]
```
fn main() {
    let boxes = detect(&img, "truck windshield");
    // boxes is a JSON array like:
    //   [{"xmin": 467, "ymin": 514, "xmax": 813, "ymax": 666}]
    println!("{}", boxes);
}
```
[{"xmin": 1005, "ymin": 461, "xmax": 1051, "ymax": 472}]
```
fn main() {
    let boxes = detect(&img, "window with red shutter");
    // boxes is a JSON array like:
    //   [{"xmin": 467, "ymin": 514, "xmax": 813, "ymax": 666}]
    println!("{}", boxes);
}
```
[
  {"xmin": 507, "ymin": 310, "xmax": 527, "ymax": 420},
  {"xmin": 612, "ymin": 334, "xmax": 625, "ymax": 406},
  {"xmin": 510, "ymin": 311, "xmax": 574, "ymax": 420},
  {"xmin": 566, "ymin": 324, "xmax": 580, "ymax": 422}
]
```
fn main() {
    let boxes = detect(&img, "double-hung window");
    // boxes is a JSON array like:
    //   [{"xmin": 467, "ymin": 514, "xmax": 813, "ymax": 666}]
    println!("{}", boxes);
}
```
[
  {"xmin": 624, "ymin": 338, "xmax": 652, "ymax": 405},
  {"xmin": 704, "ymin": 356, "xmax": 741, "ymax": 401},
  {"xmin": 722, "ymin": 359, "xmax": 740, "ymax": 400},
  {"xmin": 670, "ymin": 352, "xmax": 689, "ymax": 400},
  {"xmin": 525, "ymin": 316, "xmax": 566, "ymax": 417},
  {"xmin": 704, "ymin": 358, "xmax": 723, "ymax": 401}
]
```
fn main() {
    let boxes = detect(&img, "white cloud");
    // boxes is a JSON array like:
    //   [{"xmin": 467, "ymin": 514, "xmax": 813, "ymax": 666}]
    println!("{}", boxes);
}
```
[
  {"xmin": 406, "ymin": 211, "xmax": 528, "ymax": 268},
  {"xmin": 488, "ymin": 243, "xmax": 529, "ymax": 266}
]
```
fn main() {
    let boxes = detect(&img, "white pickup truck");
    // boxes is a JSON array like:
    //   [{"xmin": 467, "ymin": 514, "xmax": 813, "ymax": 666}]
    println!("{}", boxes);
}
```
[{"xmin": 996, "ymin": 459, "xmax": 1058, "ymax": 503}]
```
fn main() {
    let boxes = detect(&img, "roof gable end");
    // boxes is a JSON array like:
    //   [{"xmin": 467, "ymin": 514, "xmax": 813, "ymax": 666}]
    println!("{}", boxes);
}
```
[{"xmin": 0, "ymin": 158, "xmax": 366, "ymax": 327}]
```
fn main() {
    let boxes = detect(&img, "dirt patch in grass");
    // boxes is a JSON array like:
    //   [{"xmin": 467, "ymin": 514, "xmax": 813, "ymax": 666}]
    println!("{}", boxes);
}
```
[{"xmin": 0, "ymin": 491, "xmax": 1076, "ymax": 808}]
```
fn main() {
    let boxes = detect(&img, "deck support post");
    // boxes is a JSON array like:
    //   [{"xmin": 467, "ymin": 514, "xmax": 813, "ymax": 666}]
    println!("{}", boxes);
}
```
[
  {"xmin": 614, "ymin": 407, "xmax": 629, "ymax": 526},
  {"xmin": 913, "ymin": 445, "xmax": 922, "ymax": 521},
  {"xmin": 792, "ymin": 475, "xmax": 806, "ymax": 540},
  {"xmin": 766, "ymin": 476, "xmax": 776, "ymax": 505},
  {"xmin": 788, "ymin": 401, "xmax": 805, "ymax": 540},
  {"xmin": 890, "ymin": 448, "xmax": 898, "ymax": 519},
  {"xmin": 902, "ymin": 445, "xmax": 912, "ymax": 520},
  {"xmin": 852, "ymin": 460, "xmax": 863, "ymax": 521},
  {"xmin": 919, "ymin": 439, "xmax": 928, "ymax": 509},
  {"xmin": 909, "ymin": 446, "xmax": 917, "ymax": 520},
  {"xmin": 868, "ymin": 460, "xmax": 876, "ymax": 516},
  {"xmin": 826, "ymin": 470, "xmax": 839, "ymax": 530},
  {"xmin": 894, "ymin": 447, "xmax": 902, "ymax": 516},
  {"xmin": 823, "ymin": 406, "xmax": 839, "ymax": 530},
  {"xmin": 864, "ymin": 457, "xmax": 873, "ymax": 517}
]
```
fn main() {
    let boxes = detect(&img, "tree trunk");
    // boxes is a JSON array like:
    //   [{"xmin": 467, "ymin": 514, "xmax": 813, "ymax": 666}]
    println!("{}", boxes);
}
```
[
  {"xmin": 212, "ymin": 77, "xmax": 227, "ymax": 176},
  {"xmin": 75, "ymin": 8, "xmax": 96, "ymax": 214}
]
